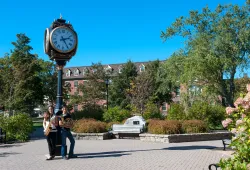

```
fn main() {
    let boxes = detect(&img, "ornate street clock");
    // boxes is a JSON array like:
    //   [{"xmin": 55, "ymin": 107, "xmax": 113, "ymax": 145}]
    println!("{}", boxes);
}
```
[{"xmin": 44, "ymin": 16, "xmax": 78, "ymax": 61}]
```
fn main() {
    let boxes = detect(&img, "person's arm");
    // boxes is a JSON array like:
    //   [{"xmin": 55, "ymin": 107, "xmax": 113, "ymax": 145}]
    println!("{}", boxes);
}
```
[
  {"xmin": 43, "ymin": 118, "xmax": 46, "ymax": 130},
  {"xmin": 59, "ymin": 117, "xmax": 64, "ymax": 127}
]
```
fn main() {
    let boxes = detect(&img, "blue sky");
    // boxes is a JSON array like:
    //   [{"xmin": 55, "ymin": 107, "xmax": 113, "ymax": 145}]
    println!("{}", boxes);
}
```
[{"xmin": 0, "ymin": 0, "xmax": 246, "ymax": 71}]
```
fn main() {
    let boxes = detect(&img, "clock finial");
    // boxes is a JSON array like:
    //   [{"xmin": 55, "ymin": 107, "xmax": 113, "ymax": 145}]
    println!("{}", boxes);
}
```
[{"xmin": 57, "ymin": 14, "xmax": 66, "ymax": 23}]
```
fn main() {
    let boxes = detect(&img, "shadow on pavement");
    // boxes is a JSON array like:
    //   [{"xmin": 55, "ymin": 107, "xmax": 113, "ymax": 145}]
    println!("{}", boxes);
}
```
[
  {"xmin": 72, "ymin": 145, "xmax": 219, "ymax": 159},
  {"xmin": 0, "ymin": 152, "xmax": 21, "ymax": 157},
  {"xmin": 164, "ymin": 145, "xmax": 217, "ymax": 150},
  {"xmin": 0, "ymin": 144, "xmax": 23, "ymax": 148},
  {"xmin": 73, "ymin": 153, "xmax": 131, "ymax": 159}
]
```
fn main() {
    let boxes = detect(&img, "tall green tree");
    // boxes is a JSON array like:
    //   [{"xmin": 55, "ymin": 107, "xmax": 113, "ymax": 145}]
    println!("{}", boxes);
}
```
[
  {"xmin": 161, "ymin": 2, "xmax": 250, "ymax": 106},
  {"xmin": 70, "ymin": 63, "xmax": 110, "ymax": 109},
  {"xmin": 38, "ymin": 59, "xmax": 57, "ymax": 105},
  {"xmin": 128, "ymin": 60, "xmax": 171, "ymax": 114},
  {"xmin": 157, "ymin": 52, "xmax": 185, "ymax": 103},
  {"xmin": 0, "ymin": 54, "xmax": 15, "ymax": 111},
  {"xmin": 109, "ymin": 60, "xmax": 137, "ymax": 109},
  {"xmin": 9, "ymin": 34, "xmax": 43, "ymax": 113}
]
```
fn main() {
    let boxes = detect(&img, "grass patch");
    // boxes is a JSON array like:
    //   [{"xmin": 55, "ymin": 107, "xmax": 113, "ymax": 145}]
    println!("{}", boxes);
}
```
[
  {"xmin": 33, "ymin": 122, "xmax": 43, "ymax": 127},
  {"xmin": 32, "ymin": 117, "xmax": 44, "ymax": 121}
]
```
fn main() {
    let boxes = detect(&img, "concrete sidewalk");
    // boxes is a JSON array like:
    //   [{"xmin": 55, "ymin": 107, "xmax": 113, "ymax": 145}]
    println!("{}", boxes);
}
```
[{"xmin": 0, "ymin": 137, "xmax": 232, "ymax": 170}]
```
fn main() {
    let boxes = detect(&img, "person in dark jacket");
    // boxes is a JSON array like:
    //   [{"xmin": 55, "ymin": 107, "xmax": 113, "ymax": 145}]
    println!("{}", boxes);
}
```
[{"xmin": 59, "ymin": 105, "xmax": 77, "ymax": 160}]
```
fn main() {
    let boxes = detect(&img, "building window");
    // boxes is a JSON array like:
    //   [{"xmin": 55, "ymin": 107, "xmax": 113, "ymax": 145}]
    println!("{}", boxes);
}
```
[
  {"xmin": 74, "ymin": 69, "xmax": 79, "ymax": 76},
  {"xmin": 66, "ymin": 69, "xmax": 71, "ymax": 77},
  {"xmin": 176, "ymin": 87, "xmax": 180, "ymax": 96},
  {"xmin": 64, "ymin": 81, "xmax": 71, "ymax": 88},
  {"xmin": 74, "ymin": 104, "xmax": 78, "ymax": 111},
  {"xmin": 74, "ymin": 80, "xmax": 78, "ymax": 88},
  {"xmin": 104, "ymin": 65, "xmax": 112, "ymax": 73},
  {"xmin": 83, "ymin": 68, "xmax": 88, "ymax": 76},
  {"xmin": 162, "ymin": 104, "xmax": 167, "ymax": 111},
  {"xmin": 139, "ymin": 64, "xmax": 145, "ymax": 72},
  {"xmin": 189, "ymin": 85, "xmax": 201, "ymax": 96}
]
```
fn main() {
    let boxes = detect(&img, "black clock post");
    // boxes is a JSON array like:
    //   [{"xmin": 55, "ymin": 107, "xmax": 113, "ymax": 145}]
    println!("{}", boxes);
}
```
[{"xmin": 44, "ymin": 16, "xmax": 78, "ymax": 156}]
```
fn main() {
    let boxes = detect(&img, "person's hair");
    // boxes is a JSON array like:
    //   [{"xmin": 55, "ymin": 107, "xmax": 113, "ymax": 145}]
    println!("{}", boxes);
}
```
[
  {"xmin": 43, "ymin": 111, "xmax": 50, "ymax": 121},
  {"xmin": 48, "ymin": 106, "xmax": 54, "ymax": 114},
  {"xmin": 62, "ymin": 105, "xmax": 68, "ymax": 112}
]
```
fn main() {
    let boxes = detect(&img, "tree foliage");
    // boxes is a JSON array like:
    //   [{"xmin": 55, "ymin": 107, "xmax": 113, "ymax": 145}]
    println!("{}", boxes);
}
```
[
  {"xmin": 109, "ymin": 60, "xmax": 137, "ymax": 109},
  {"xmin": 70, "ymin": 63, "xmax": 110, "ymax": 109},
  {"xmin": 38, "ymin": 60, "xmax": 57, "ymax": 105},
  {"xmin": 0, "ymin": 34, "xmax": 58, "ymax": 113},
  {"xmin": 161, "ymin": 3, "xmax": 250, "ymax": 106},
  {"xmin": 0, "ymin": 34, "xmax": 45, "ymax": 113}
]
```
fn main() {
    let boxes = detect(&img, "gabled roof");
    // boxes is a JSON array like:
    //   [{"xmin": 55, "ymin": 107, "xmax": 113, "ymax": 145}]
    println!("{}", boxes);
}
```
[{"xmin": 62, "ymin": 60, "xmax": 164, "ymax": 80}]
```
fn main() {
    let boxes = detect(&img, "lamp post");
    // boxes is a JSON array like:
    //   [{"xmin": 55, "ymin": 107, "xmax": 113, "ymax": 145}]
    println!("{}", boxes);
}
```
[{"xmin": 105, "ymin": 79, "xmax": 109, "ymax": 110}]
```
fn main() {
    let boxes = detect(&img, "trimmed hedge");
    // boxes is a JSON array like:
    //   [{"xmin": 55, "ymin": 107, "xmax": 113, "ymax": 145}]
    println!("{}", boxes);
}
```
[
  {"xmin": 181, "ymin": 120, "xmax": 208, "ymax": 133},
  {"xmin": 72, "ymin": 118, "xmax": 107, "ymax": 133},
  {"xmin": 147, "ymin": 119, "xmax": 181, "ymax": 134}
]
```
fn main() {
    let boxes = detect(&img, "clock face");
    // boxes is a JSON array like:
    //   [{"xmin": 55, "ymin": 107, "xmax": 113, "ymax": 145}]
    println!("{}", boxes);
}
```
[
  {"xmin": 50, "ymin": 26, "xmax": 77, "ymax": 53},
  {"xmin": 44, "ymin": 28, "xmax": 50, "ymax": 54}
]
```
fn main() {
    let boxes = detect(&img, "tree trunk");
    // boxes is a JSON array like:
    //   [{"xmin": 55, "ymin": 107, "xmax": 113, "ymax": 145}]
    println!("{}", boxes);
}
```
[
  {"xmin": 228, "ymin": 68, "xmax": 236, "ymax": 107},
  {"xmin": 219, "ymin": 70, "xmax": 228, "ymax": 107}
]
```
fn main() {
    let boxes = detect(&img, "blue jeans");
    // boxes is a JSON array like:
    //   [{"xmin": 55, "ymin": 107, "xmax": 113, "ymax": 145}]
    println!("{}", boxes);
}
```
[{"xmin": 61, "ymin": 129, "xmax": 75, "ymax": 157}]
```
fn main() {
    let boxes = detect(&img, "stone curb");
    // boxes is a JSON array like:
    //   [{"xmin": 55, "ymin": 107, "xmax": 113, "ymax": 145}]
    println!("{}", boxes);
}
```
[
  {"xmin": 139, "ymin": 132, "xmax": 233, "ymax": 143},
  {"xmin": 72, "ymin": 132, "xmax": 112, "ymax": 140}
]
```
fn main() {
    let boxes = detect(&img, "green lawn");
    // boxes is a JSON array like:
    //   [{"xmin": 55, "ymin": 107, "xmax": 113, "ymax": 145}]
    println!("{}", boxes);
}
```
[{"xmin": 33, "ymin": 122, "xmax": 43, "ymax": 127}]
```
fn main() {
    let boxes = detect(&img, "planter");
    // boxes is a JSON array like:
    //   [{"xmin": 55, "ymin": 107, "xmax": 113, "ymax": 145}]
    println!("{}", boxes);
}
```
[{"xmin": 139, "ymin": 131, "xmax": 233, "ymax": 143}]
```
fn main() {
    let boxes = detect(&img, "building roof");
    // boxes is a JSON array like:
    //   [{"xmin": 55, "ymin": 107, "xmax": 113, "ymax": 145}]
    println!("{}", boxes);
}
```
[{"xmin": 62, "ymin": 61, "xmax": 156, "ymax": 80}]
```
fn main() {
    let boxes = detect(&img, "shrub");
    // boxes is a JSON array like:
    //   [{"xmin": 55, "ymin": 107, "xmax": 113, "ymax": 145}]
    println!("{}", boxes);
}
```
[
  {"xmin": 206, "ymin": 104, "xmax": 225, "ymax": 129},
  {"xmin": 187, "ymin": 101, "xmax": 208, "ymax": 120},
  {"xmin": 187, "ymin": 101, "xmax": 225, "ymax": 129},
  {"xmin": 181, "ymin": 120, "xmax": 208, "ymax": 133},
  {"xmin": 103, "ymin": 106, "xmax": 131, "ymax": 122},
  {"xmin": 166, "ymin": 103, "xmax": 186, "ymax": 120},
  {"xmin": 72, "ymin": 118, "xmax": 107, "ymax": 133},
  {"xmin": 71, "ymin": 105, "xmax": 104, "ymax": 121},
  {"xmin": 143, "ymin": 101, "xmax": 163, "ymax": 120},
  {"xmin": 147, "ymin": 119, "xmax": 181, "ymax": 134},
  {"xmin": 0, "ymin": 113, "xmax": 33, "ymax": 142}
]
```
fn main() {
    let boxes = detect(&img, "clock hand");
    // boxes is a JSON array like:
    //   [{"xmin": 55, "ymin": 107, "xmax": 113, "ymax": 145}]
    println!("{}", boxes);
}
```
[
  {"xmin": 60, "ymin": 36, "xmax": 69, "ymax": 49},
  {"xmin": 64, "ymin": 35, "xmax": 73, "ymax": 40}
]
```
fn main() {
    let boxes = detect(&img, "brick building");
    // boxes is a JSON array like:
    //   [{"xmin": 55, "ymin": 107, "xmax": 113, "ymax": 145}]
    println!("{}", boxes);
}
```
[{"xmin": 62, "ymin": 62, "xmax": 149, "ymax": 110}]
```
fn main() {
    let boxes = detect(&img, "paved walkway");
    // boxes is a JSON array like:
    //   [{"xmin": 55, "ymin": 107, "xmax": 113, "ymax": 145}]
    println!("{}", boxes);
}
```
[{"xmin": 0, "ymin": 129, "xmax": 232, "ymax": 170}]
